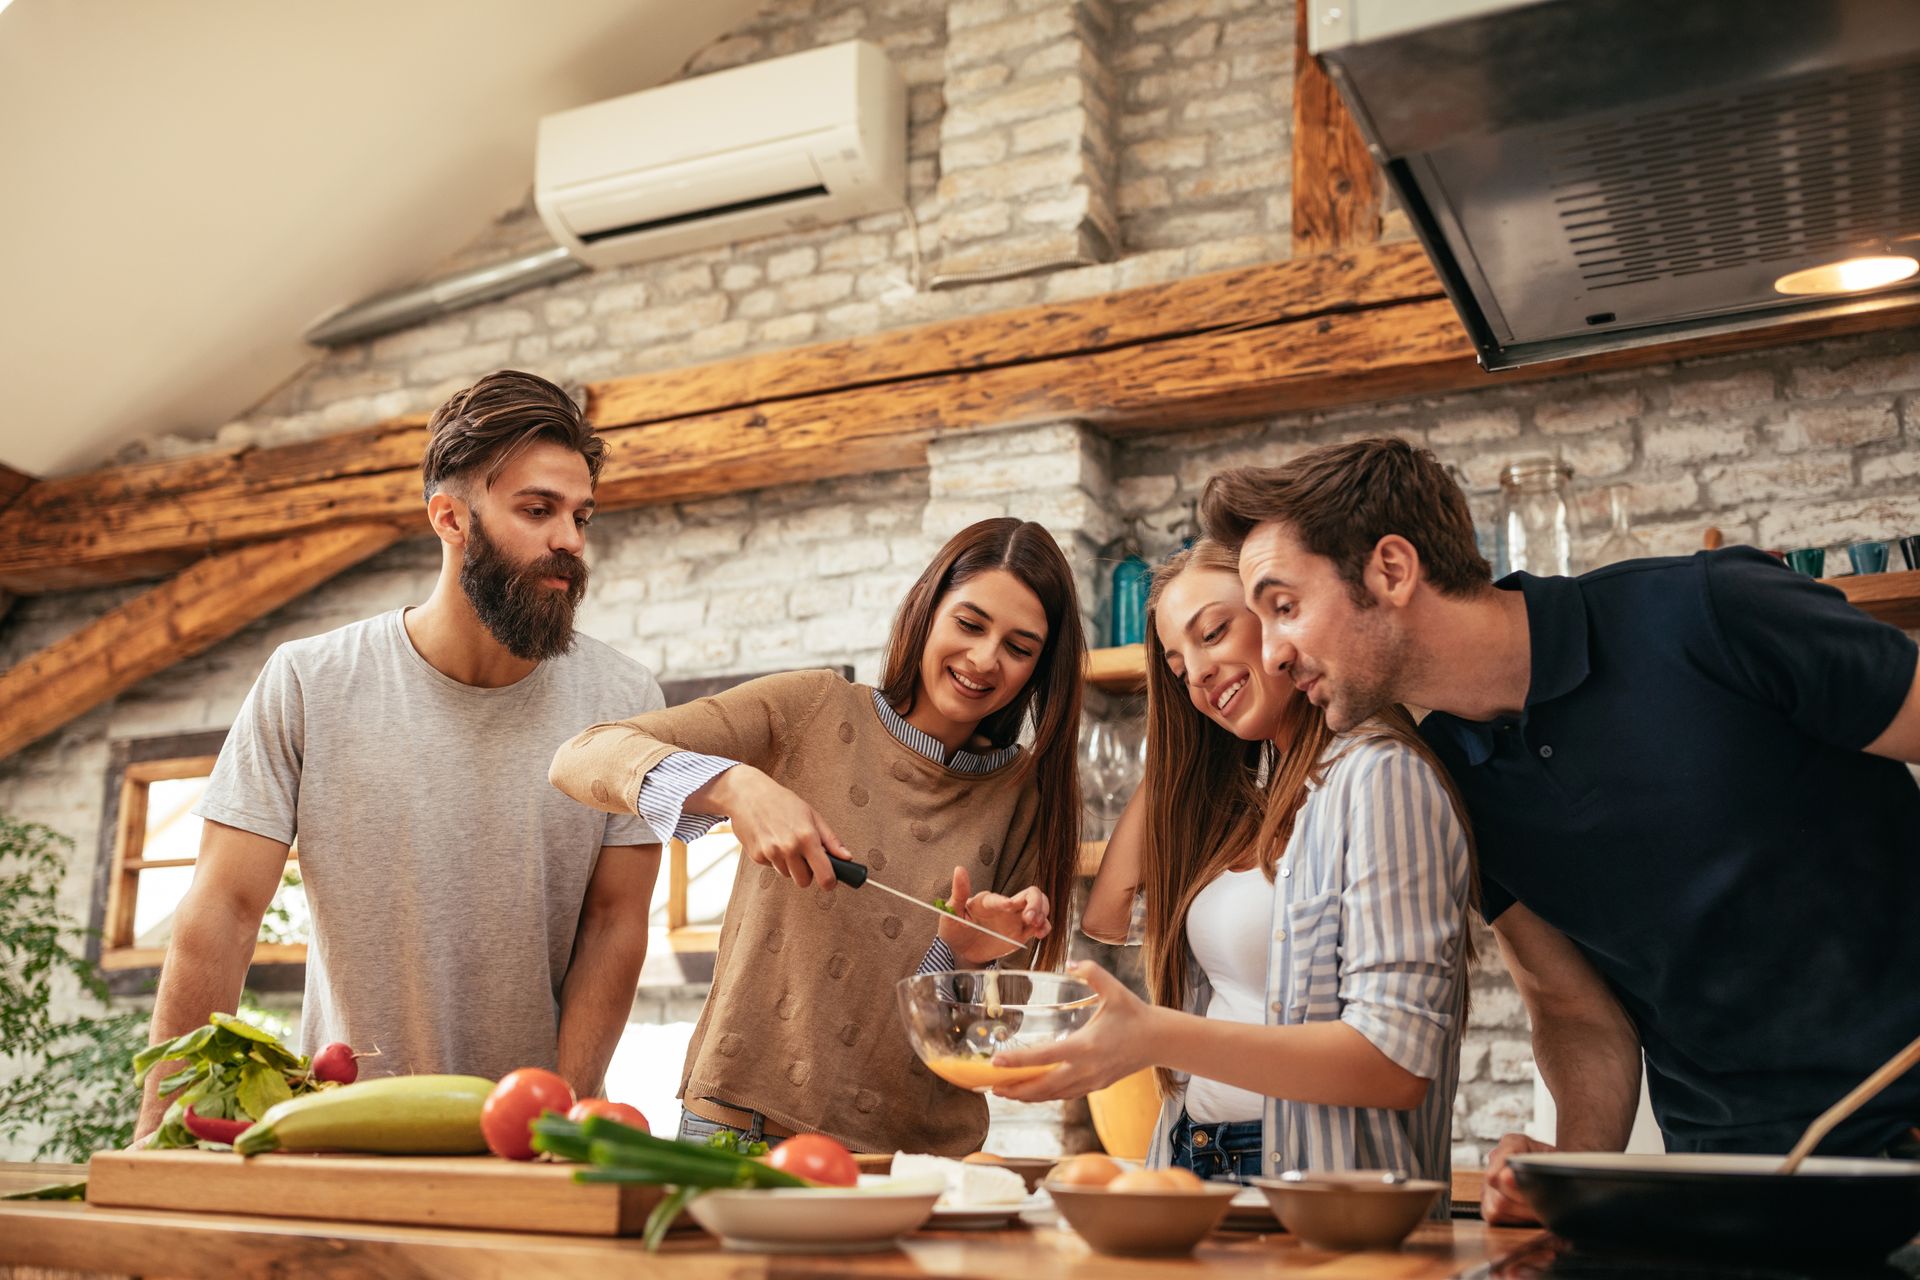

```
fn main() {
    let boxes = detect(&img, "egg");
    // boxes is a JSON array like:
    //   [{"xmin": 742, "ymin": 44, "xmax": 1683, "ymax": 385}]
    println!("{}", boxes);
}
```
[
  {"xmin": 1048, "ymin": 1153, "xmax": 1124, "ymax": 1187},
  {"xmin": 1107, "ymin": 1167, "xmax": 1210, "ymax": 1193}
]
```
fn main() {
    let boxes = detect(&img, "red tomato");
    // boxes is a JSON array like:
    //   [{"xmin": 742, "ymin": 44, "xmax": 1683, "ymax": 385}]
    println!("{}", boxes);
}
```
[
  {"xmin": 766, "ymin": 1133, "xmax": 858, "ymax": 1187},
  {"xmin": 567, "ymin": 1098, "xmax": 650, "ymax": 1133},
  {"xmin": 482, "ymin": 1068, "xmax": 575, "ymax": 1161}
]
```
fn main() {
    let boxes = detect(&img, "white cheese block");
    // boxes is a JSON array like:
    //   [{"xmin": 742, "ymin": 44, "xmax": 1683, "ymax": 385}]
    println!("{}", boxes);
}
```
[{"xmin": 890, "ymin": 1152, "xmax": 1027, "ymax": 1207}]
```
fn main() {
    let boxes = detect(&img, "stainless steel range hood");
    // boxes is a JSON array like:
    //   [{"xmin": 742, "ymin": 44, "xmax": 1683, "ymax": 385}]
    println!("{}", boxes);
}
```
[{"xmin": 1313, "ymin": 0, "xmax": 1920, "ymax": 369}]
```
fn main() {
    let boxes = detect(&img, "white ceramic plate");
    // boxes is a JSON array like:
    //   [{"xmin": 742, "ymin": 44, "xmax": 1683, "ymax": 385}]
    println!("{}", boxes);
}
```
[
  {"xmin": 685, "ymin": 1175, "xmax": 944, "ymax": 1253},
  {"xmin": 927, "ymin": 1203, "xmax": 1021, "ymax": 1229},
  {"xmin": 926, "ymin": 1187, "xmax": 1046, "ymax": 1230}
]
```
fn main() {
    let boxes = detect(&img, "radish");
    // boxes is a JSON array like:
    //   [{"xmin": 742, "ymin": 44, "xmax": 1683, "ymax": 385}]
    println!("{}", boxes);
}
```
[{"xmin": 311, "ymin": 1042, "xmax": 360, "ymax": 1085}]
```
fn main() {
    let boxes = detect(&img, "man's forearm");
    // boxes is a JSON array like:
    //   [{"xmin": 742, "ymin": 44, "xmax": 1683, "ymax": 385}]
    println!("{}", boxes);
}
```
[
  {"xmin": 555, "ymin": 914, "xmax": 649, "ymax": 1098},
  {"xmin": 134, "ymin": 912, "xmax": 260, "ymax": 1138},
  {"xmin": 1533, "ymin": 1008, "xmax": 1642, "ymax": 1150}
]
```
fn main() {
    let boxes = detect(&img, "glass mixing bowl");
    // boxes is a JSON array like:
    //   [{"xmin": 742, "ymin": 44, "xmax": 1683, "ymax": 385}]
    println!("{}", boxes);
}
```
[{"xmin": 894, "ymin": 970, "xmax": 1100, "ymax": 1093}]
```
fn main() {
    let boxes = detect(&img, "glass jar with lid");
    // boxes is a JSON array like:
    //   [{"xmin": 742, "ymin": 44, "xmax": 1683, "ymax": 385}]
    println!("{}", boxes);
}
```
[{"xmin": 1496, "ymin": 456, "xmax": 1579, "ymax": 577}]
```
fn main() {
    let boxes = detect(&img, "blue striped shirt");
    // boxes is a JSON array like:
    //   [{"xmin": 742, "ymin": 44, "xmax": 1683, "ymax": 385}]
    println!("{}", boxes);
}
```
[{"xmin": 1144, "ymin": 733, "xmax": 1470, "ymax": 1211}]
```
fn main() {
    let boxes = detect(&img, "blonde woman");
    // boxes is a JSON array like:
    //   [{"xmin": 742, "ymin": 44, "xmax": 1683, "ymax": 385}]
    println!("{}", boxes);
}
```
[{"xmin": 994, "ymin": 541, "xmax": 1475, "ymax": 1202}]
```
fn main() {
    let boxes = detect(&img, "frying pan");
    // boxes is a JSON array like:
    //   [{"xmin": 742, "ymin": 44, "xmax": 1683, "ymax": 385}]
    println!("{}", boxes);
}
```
[
  {"xmin": 1508, "ymin": 1151, "xmax": 1920, "ymax": 1261},
  {"xmin": 1511, "ymin": 1031, "xmax": 1920, "ymax": 1260}
]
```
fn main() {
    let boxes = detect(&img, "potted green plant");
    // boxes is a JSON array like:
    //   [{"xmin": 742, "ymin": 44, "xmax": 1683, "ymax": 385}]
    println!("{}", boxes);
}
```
[{"xmin": 0, "ymin": 813, "xmax": 149, "ymax": 1161}]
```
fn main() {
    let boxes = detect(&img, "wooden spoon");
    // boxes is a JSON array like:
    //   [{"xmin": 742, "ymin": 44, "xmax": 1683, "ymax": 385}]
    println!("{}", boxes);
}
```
[{"xmin": 1778, "ymin": 1030, "xmax": 1920, "ymax": 1173}]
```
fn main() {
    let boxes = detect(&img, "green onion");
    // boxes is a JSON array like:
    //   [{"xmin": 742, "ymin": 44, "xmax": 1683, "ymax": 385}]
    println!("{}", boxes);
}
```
[{"xmin": 536, "ymin": 1115, "xmax": 818, "ymax": 1250}]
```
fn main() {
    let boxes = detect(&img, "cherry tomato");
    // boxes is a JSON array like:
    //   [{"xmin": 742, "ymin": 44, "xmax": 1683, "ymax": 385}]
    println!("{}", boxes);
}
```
[
  {"xmin": 766, "ymin": 1133, "xmax": 858, "ymax": 1187},
  {"xmin": 567, "ymin": 1097, "xmax": 650, "ymax": 1133},
  {"xmin": 481, "ymin": 1068, "xmax": 575, "ymax": 1161}
]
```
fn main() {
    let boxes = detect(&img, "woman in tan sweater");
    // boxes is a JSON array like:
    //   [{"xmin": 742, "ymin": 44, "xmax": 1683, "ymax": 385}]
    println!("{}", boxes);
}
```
[{"xmin": 549, "ymin": 518, "xmax": 1085, "ymax": 1155}]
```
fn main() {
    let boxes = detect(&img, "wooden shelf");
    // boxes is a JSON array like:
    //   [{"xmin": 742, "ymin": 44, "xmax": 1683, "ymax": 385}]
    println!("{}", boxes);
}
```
[
  {"xmin": 1085, "ymin": 645, "xmax": 1146, "ymax": 693},
  {"xmin": 1833, "ymin": 567, "xmax": 1920, "ymax": 630},
  {"xmin": 1081, "ymin": 571, "xmax": 1919, "ymax": 700},
  {"xmin": 99, "ymin": 942, "xmax": 306, "ymax": 972},
  {"xmin": 1077, "ymin": 840, "xmax": 1107, "ymax": 877}
]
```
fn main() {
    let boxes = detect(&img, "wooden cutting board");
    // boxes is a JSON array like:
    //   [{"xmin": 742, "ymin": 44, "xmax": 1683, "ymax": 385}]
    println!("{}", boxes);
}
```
[
  {"xmin": 87, "ymin": 1150, "xmax": 901, "ymax": 1237},
  {"xmin": 86, "ymin": 1149, "xmax": 677, "ymax": 1236}
]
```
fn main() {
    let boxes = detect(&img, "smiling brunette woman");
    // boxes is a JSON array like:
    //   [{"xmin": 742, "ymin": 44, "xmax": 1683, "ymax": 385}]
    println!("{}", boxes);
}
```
[
  {"xmin": 992, "ymin": 539, "xmax": 1475, "ymax": 1208},
  {"xmin": 549, "ymin": 518, "xmax": 1084, "ymax": 1155}
]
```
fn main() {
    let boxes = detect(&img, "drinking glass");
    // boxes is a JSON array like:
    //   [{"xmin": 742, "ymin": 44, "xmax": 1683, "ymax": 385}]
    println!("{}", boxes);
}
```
[
  {"xmin": 1594, "ymin": 485, "xmax": 1650, "ymax": 566},
  {"xmin": 1784, "ymin": 547, "xmax": 1825, "ymax": 578},
  {"xmin": 1080, "ymin": 720, "xmax": 1124, "ymax": 839},
  {"xmin": 1848, "ymin": 541, "xmax": 1889, "ymax": 575}
]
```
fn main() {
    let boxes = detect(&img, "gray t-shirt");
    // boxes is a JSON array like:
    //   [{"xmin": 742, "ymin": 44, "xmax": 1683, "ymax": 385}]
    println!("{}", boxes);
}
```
[{"xmin": 196, "ymin": 609, "xmax": 663, "ymax": 1079}]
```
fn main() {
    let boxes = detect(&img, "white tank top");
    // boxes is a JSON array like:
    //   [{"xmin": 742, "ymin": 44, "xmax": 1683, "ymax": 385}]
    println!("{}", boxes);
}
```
[{"xmin": 1182, "ymin": 866, "xmax": 1274, "ymax": 1124}]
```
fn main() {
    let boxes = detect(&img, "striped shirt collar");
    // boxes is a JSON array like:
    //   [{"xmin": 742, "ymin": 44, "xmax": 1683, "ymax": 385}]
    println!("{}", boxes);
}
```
[{"xmin": 870, "ymin": 688, "xmax": 1020, "ymax": 774}]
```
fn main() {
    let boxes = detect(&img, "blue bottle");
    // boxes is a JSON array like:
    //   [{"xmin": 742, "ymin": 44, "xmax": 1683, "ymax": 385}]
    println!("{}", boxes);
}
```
[{"xmin": 1110, "ymin": 549, "xmax": 1150, "ymax": 647}]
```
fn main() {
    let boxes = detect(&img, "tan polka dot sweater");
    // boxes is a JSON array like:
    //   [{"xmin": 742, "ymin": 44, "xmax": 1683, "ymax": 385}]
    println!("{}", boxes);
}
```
[{"xmin": 549, "ymin": 669, "xmax": 1044, "ymax": 1154}]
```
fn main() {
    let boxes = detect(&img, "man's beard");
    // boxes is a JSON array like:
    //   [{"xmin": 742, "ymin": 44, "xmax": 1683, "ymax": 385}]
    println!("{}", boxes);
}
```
[
  {"xmin": 460, "ymin": 511, "xmax": 588, "ymax": 662},
  {"xmin": 1317, "ymin": 606, "xmax": 1409, "ymax": 733}
]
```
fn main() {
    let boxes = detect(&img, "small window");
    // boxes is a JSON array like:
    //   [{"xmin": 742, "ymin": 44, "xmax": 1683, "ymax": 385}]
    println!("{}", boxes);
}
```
[
  {"xmin": 92, "ymin": 731, "xmax": 307, "ymax": 991},
  {"xmin": 644, "ymin": 665, "xmax": 854, "ymax": 968},
  {"xmin": 649, "ymin": 823, "xmax": 742, "ymax": 958}
]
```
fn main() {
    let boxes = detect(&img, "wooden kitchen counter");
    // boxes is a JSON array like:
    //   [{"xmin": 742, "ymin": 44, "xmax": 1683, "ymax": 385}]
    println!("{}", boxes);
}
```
[{"xmin": 0, "ymin": 1194, "xmax": 1541, "ymax": 1280}]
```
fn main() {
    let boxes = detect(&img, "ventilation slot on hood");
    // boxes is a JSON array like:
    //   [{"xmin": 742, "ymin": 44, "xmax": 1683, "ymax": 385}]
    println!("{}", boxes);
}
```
[
  {"xmin": 1551, "ymin": 62, "xmax": 1920, "ymax": 291},
  {"xmin": 1313, "ymin": 0, "xmax": 1920, "ymax": 368}
]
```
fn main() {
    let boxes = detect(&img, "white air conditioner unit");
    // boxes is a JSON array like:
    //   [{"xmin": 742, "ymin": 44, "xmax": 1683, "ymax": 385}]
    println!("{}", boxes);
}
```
[{"xmin": 535, "ymin": 40, "xmax": 908, "ymax": 270}]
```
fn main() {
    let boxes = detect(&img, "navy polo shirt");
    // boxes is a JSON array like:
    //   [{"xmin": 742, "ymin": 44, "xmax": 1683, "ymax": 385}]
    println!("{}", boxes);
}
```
[{"xmin": 1419, "ymin": 548, "xmax": 1920, "ymax": 1155}]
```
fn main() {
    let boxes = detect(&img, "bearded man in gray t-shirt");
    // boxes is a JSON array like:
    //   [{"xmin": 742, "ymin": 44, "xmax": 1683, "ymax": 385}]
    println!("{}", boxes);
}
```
[{"xmin": 135, "ymin": 370, "xmax": 664, "ymax": 1140}]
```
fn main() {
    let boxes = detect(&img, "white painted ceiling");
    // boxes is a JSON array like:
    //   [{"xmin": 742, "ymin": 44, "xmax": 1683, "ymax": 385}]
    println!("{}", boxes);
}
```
[{"xmin": 0, "ymin": 0, "xmax": 761, "ymax": 477}]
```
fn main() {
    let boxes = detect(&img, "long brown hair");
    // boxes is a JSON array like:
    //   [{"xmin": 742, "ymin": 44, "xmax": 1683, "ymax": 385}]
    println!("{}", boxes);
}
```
[
  {"xmin": 880, "ymin": 518, "xmax": 1085, "ymax": 969},
  {"xmin": 1139, "ymin": 541, "xmax": 1476, "ymax": 1095}
]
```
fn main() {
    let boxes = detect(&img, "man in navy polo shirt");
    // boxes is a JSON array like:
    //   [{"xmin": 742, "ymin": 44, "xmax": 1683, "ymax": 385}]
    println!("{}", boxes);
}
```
[{"xmin": 1200, "ymin": 437, "xmax": 1920, "ymax": 1227}]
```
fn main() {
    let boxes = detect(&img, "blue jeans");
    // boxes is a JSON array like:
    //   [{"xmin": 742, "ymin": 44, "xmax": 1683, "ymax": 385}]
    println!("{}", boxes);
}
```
[
  {"xmin": 1167, "ymin": 1109, "xmax": 1264, "ymax": 1183},
  {"xmin": 675, "ymin": 1102, "xmax": 778, "ymax": 1147}
]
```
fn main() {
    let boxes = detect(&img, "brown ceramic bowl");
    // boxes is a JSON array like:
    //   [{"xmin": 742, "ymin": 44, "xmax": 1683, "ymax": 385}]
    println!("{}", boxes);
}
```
[
  {"xmin": 1045, "ymin": 1182, "xmax": 1239, "ymax": 1256},
  {"xmin": 1248, "ymin": 1172, "xmax": 1443, "ymax": 1250}
]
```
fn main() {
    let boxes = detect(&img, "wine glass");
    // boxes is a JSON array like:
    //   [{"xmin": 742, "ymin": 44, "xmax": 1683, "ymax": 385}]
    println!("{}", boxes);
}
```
[
  {"xmin": 1079, "ymin": 717, "xmax": 1114, "ymax": 838},
  {"xmin": 1106, "ymin": 718, "xmax": 1143, "ymax": 817}
]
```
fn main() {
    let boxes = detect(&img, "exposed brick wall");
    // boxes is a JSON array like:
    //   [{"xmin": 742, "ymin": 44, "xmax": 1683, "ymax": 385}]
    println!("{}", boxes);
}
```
[
  {"xmin": 936, "ymin": 0, "xmax": 1120, "ymax": 277},
  {"xmin": 1115, "ymin": 328, "xmax": 1920, "ymax": 575},
  {"xmin": 1113, "ymin": 0, "xmax": 1291, "ymax": 261},
  {"xmin": 7, "ymin": 0, "xmax": 1918, "ymax": 1165}
]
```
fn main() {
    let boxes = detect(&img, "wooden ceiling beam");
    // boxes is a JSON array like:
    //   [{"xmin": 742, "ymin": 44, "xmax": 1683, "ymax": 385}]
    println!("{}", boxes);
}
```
[
  {"xmin": 0, "ymin": 462, "xmax": 31, "ymax": 626},
  {"xmin": 0, "ymin": 462, "xmax": 33, "ymax": 515},
  {"xmin": 0, "ymin": 243, "xmax": 1447, "ymax": 593},
  {"xmin": 1291, "ymin": 2, "xmax": 1384, "ymax": 256},
  {"xmin": 4, "ymin": 245, "xmax": 1919, "ymax": 598},
  {"xmin": 0, "ymin": 523, "xmax": 402, "ymax": 761}
]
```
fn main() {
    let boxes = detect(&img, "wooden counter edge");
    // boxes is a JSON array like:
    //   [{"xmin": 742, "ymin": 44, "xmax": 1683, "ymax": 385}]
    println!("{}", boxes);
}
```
[{"xmin": 0, "ymin": 1198, "xmax": 1544, "ymax": 1280}]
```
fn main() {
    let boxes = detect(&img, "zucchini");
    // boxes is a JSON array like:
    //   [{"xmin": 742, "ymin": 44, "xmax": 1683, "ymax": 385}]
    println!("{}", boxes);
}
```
[{"xmin": 235, "ymin": 1074, "xmax": 494, "ymax": 1155}]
